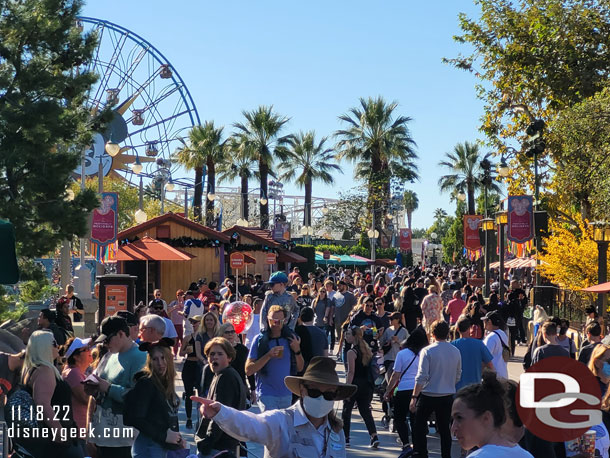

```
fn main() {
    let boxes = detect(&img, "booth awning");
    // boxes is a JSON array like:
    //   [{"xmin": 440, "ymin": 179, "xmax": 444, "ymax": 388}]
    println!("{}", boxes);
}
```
[
  {"xmin": 489, "ymin": 257, "xmax": 538, "ymax": 270},
  {"xmin": 315, "ymin": 253, "xmax": 338, "ymax": 265},
  {"xmin": 349, "ymin": 254, "xmax": 374, "ymax": 265},
  {"xmin": 336, "ymin": 254, "xmax": 369, "ymax": 266},
  {"xmin": 117, "ymin": 236, "xmax": 196, "ymax": 261},
  {"xmin": 243, "ymin": 253, "xmax": 257, "ymax": 264},
  {"xmin": 582, "ymin": 282, "xmax": 610, "ymax": 293}
]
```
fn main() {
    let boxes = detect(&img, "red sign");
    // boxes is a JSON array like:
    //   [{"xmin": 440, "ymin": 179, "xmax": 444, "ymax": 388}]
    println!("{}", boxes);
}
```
[
  {"xmin": 463, "ymin": 215, "xmax": 483, "ymax": 250},
  {"xmin": 91, "ymin": 192, "xmax": 118, "ymax": 244},
  {"xmin": 229, "ymin": 252, "xmax": 245, "ymax": 269},
  {"xmin": 265, "ymin": 253, "xmax": 277, "ymax": 265},
  {"xmin": 399, "ymin": 229, "xmax": 412, "ymax": 251},
  {"xmin": 323, "ymin": 250, "xmax": 331, "ymax": 260},
  {"xmin": 508, "ymin": 195, "xmax": 534, "ymax": 243}
]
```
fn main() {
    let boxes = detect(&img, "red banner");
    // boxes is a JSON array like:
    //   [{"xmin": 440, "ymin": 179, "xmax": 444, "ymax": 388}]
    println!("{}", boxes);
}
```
[
  {"xmin": 91, "ymin": 192, "xmax": 118, "ymax": 245},
  {"xmin": 399, "ymin": 229, "xmax": 412, "ymax": 251},
  {"xmin": 463, "ymin": 215, "xmax": 483, "ymax": 251},
  {"xmin": 507, "ymin": 195, "xmax": 534, "ymax": 243}
]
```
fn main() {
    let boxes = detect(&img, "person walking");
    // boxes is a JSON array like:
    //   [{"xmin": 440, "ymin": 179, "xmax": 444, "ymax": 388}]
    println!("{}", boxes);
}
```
[
  {"xmin": 195, "ymin": 337, "xmax": 247, "ymax": 457},
  {"xmin": 451, "ymin": 316, "xmax": 494, "ymax": 391},
  {"xmin": 421, "ymin": 285, "xmax": 443, "ymax": 336},
  {"xmin": 482, "ymin": 312, "xmax": 509, "ymax": 379},
  {"xmin": 179, "ymin": 314, "xmax": 204, "ymax": 429},
  {"xmin": 167, "ymin": 289, "xmax": 185, "ymax": 357},
  {"xmin": 260, "ymin": 272, "xmax": 299, "ymax": 332},
  {"xmin": 192, "ymin": 356, "xmax": 355, "ymax": 457},
  {"xmin": 384, "ymin": 328, "xmax": 429, "ymax": 452},
  {"xmin": 342, "ymin": 326, "xmax": 380, "ymax": 448},
  {"xmin": 410, "ymin": 320, "xmax": 462, "ymax": 458},
  {"xmin": 124, "ymin": 339, "xmax": 185, "ymax": 458}
]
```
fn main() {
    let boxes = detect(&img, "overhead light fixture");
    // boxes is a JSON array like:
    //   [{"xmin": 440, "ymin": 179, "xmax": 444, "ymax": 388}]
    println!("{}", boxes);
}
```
[
  {"xmin": 322, "ymin": 205, "xmax": 329, "ymax": 215},
  {"xmin": 131, "ymin": 156, "xmax": 143, "ymax": 174},
  {"xmin": 498, "ymin": 157, "xmax": 510, "ymax": 177},
  {"xmin": 134, "ymin": 209, "xmax": 147, "ymax": 224},
  {"xmin": 105, "ymin": 141, "xmax": 121, "ymax": 157},
  {"xmin": 207, "ymin": 192, "xmax": 216, "ymax": 201},
  {"xmin": 165, "ymin": 179, "xmax": 175, "ymax": 192},
  {"xmin": 457, "ymin": 192, "xmax": 467, "ymax": 202},
  {"xmin": 260, "ymin": 197, "xmax": 267, "ymax": 206},
  {"xmin": 64, "ymin": 189, "xmax": 75, "ymax": 201}
]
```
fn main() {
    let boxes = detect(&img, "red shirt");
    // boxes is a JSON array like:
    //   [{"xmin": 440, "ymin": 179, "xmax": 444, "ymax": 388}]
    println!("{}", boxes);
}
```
[{"xmin": 446, "ymin": 298, "xmax": 467, "ymax": 324}]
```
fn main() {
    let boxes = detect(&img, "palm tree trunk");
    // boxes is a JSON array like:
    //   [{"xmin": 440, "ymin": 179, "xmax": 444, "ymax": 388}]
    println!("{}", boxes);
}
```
[
  {"xmin": 467, "ymin": 184, "xmax": 475, "ymax": 215},
  {"xmin": 206, "ymin": 158, "xmax": 215, "ymax": 227},
  {"xmin": 260, "ymin": 158, "xmax": 269, "ymax": 229},
  {"xmin": 303, "ymin": 179, "xmax": 312, "ymax": 226},
  {"xmin": 407, "ymin": 211, "xmax": 412, "ymax": 231},
  {"xmin": 241, "ymin": 174, "xmax": 249, "ymax": 221},
  {"xmin": 193, "ymin": 166, "xmax": 203, "ymax": 221},
  {"xmin": 370, "ymin": 151, "xmax": 383, "ymax": 232}
]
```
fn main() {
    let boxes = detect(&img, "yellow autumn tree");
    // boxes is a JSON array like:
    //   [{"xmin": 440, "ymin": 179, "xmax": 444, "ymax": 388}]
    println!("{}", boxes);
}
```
[{"xmin": 538, "ymin": 212, "xmax": 604, "ymax": 290}]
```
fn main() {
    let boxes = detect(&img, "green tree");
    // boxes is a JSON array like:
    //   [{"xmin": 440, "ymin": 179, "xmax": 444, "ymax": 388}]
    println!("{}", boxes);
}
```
[
  {"xmin": 218, "ymin": 136, "xmax": 257, "ymax": 222},
  {"xmin": 335, "ymin": 97, "xmax": 418, "ymax": 232},
  {"xmin": 433, "ymin": 208, "xmax": 448, "ymax": 223},
  {"xmin": 0, "ymin": 0, "xmax": 102, "ymax": 258},
  {"xmin": 438, "ymin": 141, "xmax": 485, "ymax": 215},
  {"xmin": 173, "ymin": 122, "xmax": 226, "ymax": 226},
  {"xmin": 442, "ymin": 200, "xmax": 467, "ymax": 264},
  {"xmin": 403, "ymin": 190, "xmax": 419, "ymax": 231},
  {"xmin": 233, "ymin": 106, "xmax": 291, "ymax": 229},
  {"xmin": 278, "ymin": 131, "xmax": 341, "ymax": 226}
]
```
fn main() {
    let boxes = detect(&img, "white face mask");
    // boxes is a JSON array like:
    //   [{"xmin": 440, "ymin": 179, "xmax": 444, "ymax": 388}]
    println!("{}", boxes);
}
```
[{"xmin": 302, "ymin": 395, "xmax": 335, "ymax": 418}]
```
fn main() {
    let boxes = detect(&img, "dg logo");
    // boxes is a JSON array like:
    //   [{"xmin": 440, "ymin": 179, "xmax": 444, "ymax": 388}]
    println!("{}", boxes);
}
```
[{"xmin": 517, "ymin": 356, "xmax": 602, "ymax": 441}]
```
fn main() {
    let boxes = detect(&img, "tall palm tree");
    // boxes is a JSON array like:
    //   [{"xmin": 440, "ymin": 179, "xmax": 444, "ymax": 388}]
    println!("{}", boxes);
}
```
[
  {"xmin": 335, "ymin": 96, "xmax": 418, "ymax": 231},
  {"xmin": 277, "ymin": 131, "xmax": 342, "ymax": 227},
  {"xmin": 438, "ymin": 141, "xmax": 484, "ymax": 215},
  {"xmin": 173, "ymin": 121, "xmax": 226, "ymax": 225},
  {"xmin": 403, "ymin": 190, "xmax": 418, "ymax": 231},
  {"xmin": 218, "ymin": 136, "xmax": 257, "ymax": 222},
  {"xmin": 433, "ymin": 208, "xmax": 448, "ymax": 222},
  {"xmin": 233, "ymin": 106, "xmax": 291, "ymax": 229}
]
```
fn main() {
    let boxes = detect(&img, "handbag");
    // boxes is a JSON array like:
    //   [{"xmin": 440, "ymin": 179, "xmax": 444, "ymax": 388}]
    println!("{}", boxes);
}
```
[
  {"xmin": 382, "ymin": 326, "xmax": 403, "ymax": 355},
  {"xmin": 392, "ymin": 354, "xmax": 418, "ymax": 396}
]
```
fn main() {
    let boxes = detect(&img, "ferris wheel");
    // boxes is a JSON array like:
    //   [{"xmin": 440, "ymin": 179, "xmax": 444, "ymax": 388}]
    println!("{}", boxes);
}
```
[{"xmin": 75, "ymin": 17, "xmax": 200, "ymax": 186}]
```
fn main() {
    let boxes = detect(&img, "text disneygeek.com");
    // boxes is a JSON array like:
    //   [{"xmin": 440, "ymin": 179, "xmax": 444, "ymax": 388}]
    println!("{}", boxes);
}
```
[{"xmin": 8, "ymin": 426, "xmax": 134, "ymax": 442}]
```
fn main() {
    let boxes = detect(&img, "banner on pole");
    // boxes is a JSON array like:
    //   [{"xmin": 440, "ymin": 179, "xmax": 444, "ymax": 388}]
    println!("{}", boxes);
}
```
[
  {"xmin": 399, "ymin": 229, "xmax": 412, "ymax": 251},
  {"xmin": 463, "ymin": 215, "xmax": 483, "ymax": 251},
  {"xmin": 507, "ymin": 196, "xmax": 534, "ymax": 243},
  {"xmin": 91, "ymin": 192, "xmax": 118, "ymax": 263}
]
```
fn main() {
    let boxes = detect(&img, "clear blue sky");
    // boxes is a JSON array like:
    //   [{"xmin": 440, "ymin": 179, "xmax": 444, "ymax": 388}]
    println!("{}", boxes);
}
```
[{"xmin": 82, "ymin": 0, "xmax": 485, "ymax": 229}]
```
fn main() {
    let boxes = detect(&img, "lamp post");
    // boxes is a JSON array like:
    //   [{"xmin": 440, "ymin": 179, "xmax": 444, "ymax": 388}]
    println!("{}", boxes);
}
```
[
  {"xmin": 430, "ymin": 232, "xmax": 438, "ymax": 265},
  {"xmin": 367, "ymin": 212, "xmax": 379, "ymax": 262},
  {"xmin": 590, "ymin": 221, "xmax": 610, "ymax": 320},
  {"xmin": 495, "ymin": 211, "xmax": 508, "ymax": 298},
  {"xmin": 480, "ymin": 218, "xmax": 495, "ymax": 297}
]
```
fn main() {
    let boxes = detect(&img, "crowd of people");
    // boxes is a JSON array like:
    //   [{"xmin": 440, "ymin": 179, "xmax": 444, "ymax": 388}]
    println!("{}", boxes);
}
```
[{"xmin": 1, "ymin": 263, "xmax": 609, "ymax": 457}]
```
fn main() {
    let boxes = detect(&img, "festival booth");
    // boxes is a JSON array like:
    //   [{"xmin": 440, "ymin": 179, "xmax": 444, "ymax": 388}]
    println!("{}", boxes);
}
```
[
  {"xmin": 116, "ymin": 212, "xmax": 230, "ymax": 304},
  {"xmin": 222, "ymin": 226, "xmax": 307, "ymax": 279}
]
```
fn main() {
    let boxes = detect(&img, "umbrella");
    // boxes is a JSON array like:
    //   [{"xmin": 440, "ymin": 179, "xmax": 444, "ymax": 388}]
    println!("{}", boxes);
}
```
[
  {"xmin": 582, "ymin": 282, "xmax": 610, "ymax": 293},
  {"xmin": 117, "ymin": 236, "xmax": 195, "ymax": 300}
]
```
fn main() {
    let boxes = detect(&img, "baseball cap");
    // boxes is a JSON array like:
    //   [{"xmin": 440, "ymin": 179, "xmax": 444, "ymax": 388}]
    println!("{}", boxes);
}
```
[
  {"xmin": 115, "ymin": 310, "xmax": 138, "ymax": 327},
  {"xmin": 481, "ymin": 311, "xmax": 503, "ymax": 327},
  {"xmin": 65, "ymin": 337, "xmax": 92, "ymax": 359},
  {"xmin": 95, "ymin": 316, "xmax": 130, "ymax": 343},
  {"xmin": 267, "ymin": 271, "xmax": 289, "ymax": 285}
]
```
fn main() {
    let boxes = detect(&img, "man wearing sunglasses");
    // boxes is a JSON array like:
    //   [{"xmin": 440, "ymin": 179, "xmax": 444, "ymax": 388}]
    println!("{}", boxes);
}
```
[{"xmin": 193, "ymin": 356, "xmax": 355, "ymax": 458}]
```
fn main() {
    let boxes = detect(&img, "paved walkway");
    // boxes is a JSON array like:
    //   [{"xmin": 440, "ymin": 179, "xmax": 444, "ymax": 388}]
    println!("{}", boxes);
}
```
[{"xmin": 173, "ymin": 345, "xmax": 527, "ymax": 457}]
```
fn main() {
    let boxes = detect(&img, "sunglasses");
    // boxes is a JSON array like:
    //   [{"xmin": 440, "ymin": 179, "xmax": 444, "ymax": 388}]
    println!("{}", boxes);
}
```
[{"xmin": 304, "ymin": 385, "xmax": 338, "ymax": 401}]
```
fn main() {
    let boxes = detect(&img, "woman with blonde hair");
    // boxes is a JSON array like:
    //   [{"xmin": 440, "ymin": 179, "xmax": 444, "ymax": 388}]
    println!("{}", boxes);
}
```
[
  {"xmin": 18, "ymin": 331, "xmax": 82, "ymax": 457},
  {"xmin": 342, "ymin": 326, "xmax": 379, "ymax": 448},
  {"xmin": 124, "ymin": 339, "xmax": 184, "ymax": 457},
  {"xmin": 588, "ymin": 344, "xmax": 610, "ymax": 396}
]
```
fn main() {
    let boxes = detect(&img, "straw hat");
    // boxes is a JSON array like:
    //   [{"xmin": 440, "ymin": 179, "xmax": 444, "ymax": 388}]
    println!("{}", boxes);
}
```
[{"xmin": 284, "ymin": 356, "xmax": 357, "ymax": 401}]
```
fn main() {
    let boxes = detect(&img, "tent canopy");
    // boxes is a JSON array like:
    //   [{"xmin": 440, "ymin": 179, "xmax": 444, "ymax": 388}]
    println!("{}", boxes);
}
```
[
  {"xmin": 582, "ymin": 282, "xmax": 610, "ymax": 293},
  {"xmin": 336, "ymin": 254, "xmax": 369, "ymax": 266},
  {"xmin": 117, "ymin": 236, "xmax": 195, "ymax": 261}
]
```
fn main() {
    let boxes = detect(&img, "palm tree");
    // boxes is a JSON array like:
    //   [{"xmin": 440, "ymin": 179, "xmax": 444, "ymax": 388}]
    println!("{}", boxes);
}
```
[
  {"xmin": 218, "ymin": 136, "xmax": 257, "ymax": 222},
  {"xmin": 277, "ymin": 131, "xmax": 342, "ymax": 227},
  {"xmin": 433, "ymin": 208, "xmax": 448, "ymax": 222},
  {"xmin": 403, "ymin": 190, "xmax": 418, "ymax": 231},
  {"xmin": 438, "ymin": 141, "xmax": 484, "ymax": 215},
  {"xmin": 335, "ymin": 96, "xmax": 418, "ymax": 231},
  {"xmin": 233, "ymin": 106, "xmax": 291, "ymax": 229},
  {"xmin": 173, "ymin": 122, "xmax": 226, "ymax": 225}
]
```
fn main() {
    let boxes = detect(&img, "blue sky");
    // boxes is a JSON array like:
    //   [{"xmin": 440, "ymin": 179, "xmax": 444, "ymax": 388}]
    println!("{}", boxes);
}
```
[{"xmin": 82, "ymin": 1, "xmax": 485, "ymax": 229}]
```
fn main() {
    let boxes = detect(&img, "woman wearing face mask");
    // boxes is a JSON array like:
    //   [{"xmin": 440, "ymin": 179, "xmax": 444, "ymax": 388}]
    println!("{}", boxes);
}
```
[
  {"xmin": 451, "ymin": 371, "xmax": 533, "ymax": 457},
  {"xmin": 123, "ymin": 338, "xmax": 185, "ymax": 458},
  {"xmin": 195, "ymin": 337, "xmax": 247, "ymax": 457},
  {"xmin": 192, "ymin": 356, "xmax": 356, "ymax": 458}
]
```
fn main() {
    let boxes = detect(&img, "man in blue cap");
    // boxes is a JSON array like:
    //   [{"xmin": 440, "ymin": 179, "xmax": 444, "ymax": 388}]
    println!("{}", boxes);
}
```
[{"xmin": 260, "ymin": 271, "xmax": 298, "ymax": 331}]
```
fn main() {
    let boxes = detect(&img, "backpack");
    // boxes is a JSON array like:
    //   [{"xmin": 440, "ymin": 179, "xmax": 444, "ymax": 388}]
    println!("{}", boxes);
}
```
[
  {"xmin": 493, "ymin": 330, "xmax": 511, "ymax": 362},
  {"xmin": 5, "ymin": 371, "xmax": 38, "ymax": 430}
]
